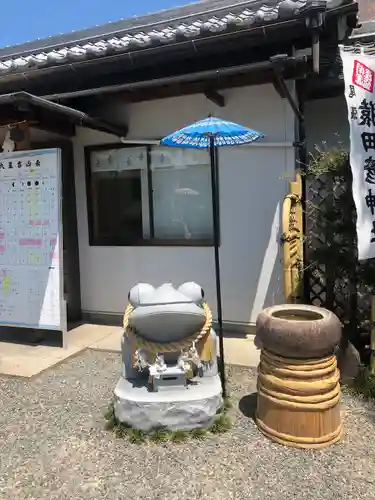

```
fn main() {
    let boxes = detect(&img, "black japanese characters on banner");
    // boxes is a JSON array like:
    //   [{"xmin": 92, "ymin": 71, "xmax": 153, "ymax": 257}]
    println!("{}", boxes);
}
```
[
  {"xmin": 341, "ymin": 50, "xmax": 375, "ymax": 259},
  {"xmin": 359, "ymin": 100, "xmax": 375, "ymax": 240},
  {"xmin": 364, "ymin": 156, "xmax": 375, "ymax": 183},
  {"xmin": 365, "ymin": 188, "xmax": 375, "ymax": 214},
  {"xmin": 358, "ymin": 99, "xmax": 375, "ymax": 127},
  {"xmin": 350, "ymin": 90, "xmax": 375, "ymax": 248}
]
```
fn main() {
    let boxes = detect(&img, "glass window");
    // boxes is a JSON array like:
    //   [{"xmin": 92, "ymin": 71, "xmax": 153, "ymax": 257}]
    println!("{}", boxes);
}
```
[
  {"xmin": 86, "ymin": 144, "xmax": 214, "ymax": 246},
  {"xmin": 151, "ymin": 147, "xmax": 213, "ymax": 240}
]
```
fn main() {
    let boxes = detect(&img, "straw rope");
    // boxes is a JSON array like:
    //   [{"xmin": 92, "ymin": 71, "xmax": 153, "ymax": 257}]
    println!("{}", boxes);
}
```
[
  {"xmin": 123, "ymin": 301, "xmax": 212, "ymax": 354},
  {"xmin": 259, "ymin": 351, "xmax": 338, "ymax": 380}
]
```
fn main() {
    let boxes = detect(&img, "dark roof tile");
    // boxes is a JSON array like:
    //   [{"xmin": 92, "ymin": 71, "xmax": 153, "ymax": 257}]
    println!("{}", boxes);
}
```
[{"xmin": 0, "ymin": 0, "xmax": 347, "ymax": 77}]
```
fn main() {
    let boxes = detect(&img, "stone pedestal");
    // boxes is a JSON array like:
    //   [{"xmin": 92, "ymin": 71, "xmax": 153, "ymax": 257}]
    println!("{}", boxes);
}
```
[{"xmin": 114, "ymin": 374, "xmax": 222, "ymax": 431}]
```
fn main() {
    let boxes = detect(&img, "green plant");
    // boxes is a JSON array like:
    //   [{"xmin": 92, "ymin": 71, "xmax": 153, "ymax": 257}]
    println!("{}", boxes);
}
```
[
  {"xmin": 127, "ymin": 428, "xmax": 147, "ymax": 444},
  {"xmin": 104, "ymin": 415, "xmax": 116, "ymax": 430},
  {"xmin": 114, "ymin": 426, "xmax": 126, "ymax": 439},
  {"xmin": 104, "ymin": 401, "xmax": 115, "ymax": 420},
  {"xmin": 344, "ymin": 366, "xmax": 375, "ymax": 399},
  {"xmin": 171, "ymin": 430, "xmax": 189, "ymax": 443},
  {"xmin": 306, "ymin": 143, "xmax": 356, "ymax": 276},
  {"xmin": 150, "ymin": 427, "xmax": 170, "ymax": 443},
  {"xmin": 223, "ymin": 396, "xmax": 233, "ymax": 410},
  {"xmin": 104, "ymin": 398, "xmax": 232, "ymax": 443},
  {"xmin": 226, "ymin": 365, "xmax": 234, "ymax": 380},
  {"xmin": 104, "ymin": 401, "xmax": 116, "ymax": 430},
  {"xmin": 190, "ymin": 427, "xmax": 207, "ymax": 439},
  {"xmin": 210, "ymin": 413, "xmax": 232, "ymax": 434}
]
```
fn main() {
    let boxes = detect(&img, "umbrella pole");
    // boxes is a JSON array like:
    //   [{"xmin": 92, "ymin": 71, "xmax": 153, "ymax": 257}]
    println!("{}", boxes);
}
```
[{"xmin": 209, "ymin": 136, "xmax": 227, "ymax": 398}]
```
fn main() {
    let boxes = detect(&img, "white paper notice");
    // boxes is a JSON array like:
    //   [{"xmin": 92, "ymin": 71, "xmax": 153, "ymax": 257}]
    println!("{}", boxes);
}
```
[{"xmin": 0, "ymin": 148, "xmax": 65, "ymax": 330}]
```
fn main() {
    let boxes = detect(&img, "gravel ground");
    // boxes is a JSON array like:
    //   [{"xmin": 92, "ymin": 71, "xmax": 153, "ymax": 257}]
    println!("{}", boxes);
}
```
[{"xmin": 0, "ymin": 350, "xmax": 374, "ymax": 500}]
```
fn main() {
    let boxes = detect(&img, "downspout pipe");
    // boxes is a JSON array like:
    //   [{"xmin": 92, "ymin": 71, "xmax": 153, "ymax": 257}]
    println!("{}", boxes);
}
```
[
  {"xmin": 270, "ymin": 54, "xmax": 308, "ymax": 302},
  {"xmin": 295, "ymin": 80, "xmax": 309, "ymax": 304}
]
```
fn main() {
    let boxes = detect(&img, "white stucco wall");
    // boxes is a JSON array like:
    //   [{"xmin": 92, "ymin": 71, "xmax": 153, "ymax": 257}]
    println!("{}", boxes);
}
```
[{"xmin": 73, "ymin": 84, "xmax": 296, "ymax": 328}]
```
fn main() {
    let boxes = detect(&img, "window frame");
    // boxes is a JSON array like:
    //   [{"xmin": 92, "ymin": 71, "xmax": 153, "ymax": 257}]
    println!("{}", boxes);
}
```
[{"xmin": 84, "ymin": 142, "xmax": 218, "ymax": 247}]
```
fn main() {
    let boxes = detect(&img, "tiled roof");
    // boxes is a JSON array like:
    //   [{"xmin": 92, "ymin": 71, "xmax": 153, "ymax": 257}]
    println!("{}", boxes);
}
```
[{"xmin": 0, "ymin": 0, "xmax": 347, "ymax": 77}]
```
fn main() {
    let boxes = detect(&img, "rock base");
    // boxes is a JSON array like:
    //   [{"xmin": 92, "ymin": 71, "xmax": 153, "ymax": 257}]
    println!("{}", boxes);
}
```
[
  {"xmin": 337, "ymin": 341, "xmax": 361, "ymax": 383},
  {"xmin": 114, "ymin": 375, "xmax": 223, "ymax": 432}
]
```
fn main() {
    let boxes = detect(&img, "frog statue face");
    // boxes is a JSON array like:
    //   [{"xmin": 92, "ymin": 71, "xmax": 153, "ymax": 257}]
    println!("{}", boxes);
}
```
[{"xmin": 128, "ymin": 282, "xmax": 206, "ymax": 343}]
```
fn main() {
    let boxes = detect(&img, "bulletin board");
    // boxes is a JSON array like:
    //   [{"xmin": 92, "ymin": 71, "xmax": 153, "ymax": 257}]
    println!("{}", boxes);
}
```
[{"xmin": 0, "ymin": 148, "xmax": 66, "ymax": 333}]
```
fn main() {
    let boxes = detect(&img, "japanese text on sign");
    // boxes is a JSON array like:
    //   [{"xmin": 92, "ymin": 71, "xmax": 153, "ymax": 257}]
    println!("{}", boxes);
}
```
[{"xmin": 0, "ymin": 148, "xmax": 66, "ymax": 331}]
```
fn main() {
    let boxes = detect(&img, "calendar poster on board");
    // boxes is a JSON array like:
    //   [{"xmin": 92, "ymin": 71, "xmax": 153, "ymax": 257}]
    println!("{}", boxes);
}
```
[{"xmin": 0, "ymin": 148, "xmax": 66, "ymax": 333}]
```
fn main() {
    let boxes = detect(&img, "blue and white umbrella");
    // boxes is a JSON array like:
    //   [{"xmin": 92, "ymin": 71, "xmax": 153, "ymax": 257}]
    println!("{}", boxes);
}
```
[
  {"xmin": 160, "ymin": 116, "xmax": 264, "ymax": 149},
  {"xmin": 161, "ymin": 116, "xmax": 264, "ymax": 396}
]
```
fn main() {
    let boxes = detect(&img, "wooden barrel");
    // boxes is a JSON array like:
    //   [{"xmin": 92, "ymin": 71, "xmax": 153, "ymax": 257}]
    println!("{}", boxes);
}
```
[{"xmin": 256, "ymin": 348, "xmax": 342, "ymax": 449}]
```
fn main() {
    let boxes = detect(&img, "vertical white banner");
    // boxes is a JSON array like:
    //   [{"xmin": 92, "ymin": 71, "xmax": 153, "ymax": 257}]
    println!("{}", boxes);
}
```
[{"xmin": 341, "ymin": 47, "xmax": 375, "ymax": 260}]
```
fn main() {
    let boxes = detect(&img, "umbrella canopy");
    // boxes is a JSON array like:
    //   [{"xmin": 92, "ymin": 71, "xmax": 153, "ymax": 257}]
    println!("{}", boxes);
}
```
[{"xmin": 160, "ymin": 116, "xmax": 264, "ymax": 149}]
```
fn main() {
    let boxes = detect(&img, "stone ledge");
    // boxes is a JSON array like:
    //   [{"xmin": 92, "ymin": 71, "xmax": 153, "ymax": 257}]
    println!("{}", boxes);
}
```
[{"xmin": 114, "ymin": 375, "xmax": 223, "ymax": 431}]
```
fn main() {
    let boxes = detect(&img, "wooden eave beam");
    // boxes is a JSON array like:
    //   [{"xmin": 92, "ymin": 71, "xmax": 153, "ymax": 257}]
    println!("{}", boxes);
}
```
[
  {"xmin": 75, "ymin": 62, "xmax": 308, "ymax": 107},
  {"xmin": 204, "ymin": 90, "xmax": 225, "ymax": 107}
]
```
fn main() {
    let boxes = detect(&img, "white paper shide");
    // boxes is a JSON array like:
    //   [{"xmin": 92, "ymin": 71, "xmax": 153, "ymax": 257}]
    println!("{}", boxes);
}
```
[{"xmin": 341, "ymin": 47, "xmax": 375, "ymax": 260}]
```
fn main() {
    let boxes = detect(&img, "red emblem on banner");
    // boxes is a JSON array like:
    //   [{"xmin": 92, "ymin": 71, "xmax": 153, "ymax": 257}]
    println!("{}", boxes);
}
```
[{"xmin": 352, "ymin": 60, "xmax": 375, "ymax": 92}]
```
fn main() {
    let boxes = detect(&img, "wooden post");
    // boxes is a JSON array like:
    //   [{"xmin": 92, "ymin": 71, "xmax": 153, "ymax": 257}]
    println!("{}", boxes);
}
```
[{"xmin": 282, "ymin": 170, "xmax": 303, "ymax": 303}]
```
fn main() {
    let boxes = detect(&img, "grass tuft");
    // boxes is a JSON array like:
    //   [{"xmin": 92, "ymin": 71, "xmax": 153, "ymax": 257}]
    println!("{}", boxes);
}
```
[
  {"xmin": 190, "ymin": 427, "xmax": 207, "ymax": 440},
  {"xmin": 114, "ymin": 426, "xmax": 125, "ymax": 439},
  {"xmin": 210, "ymin": 413, "xmax": 232, "ymax": 434},
  {"xmin": 128, "ymin": 428, "xmax": 147, "ymax": 444},
  {"xmin": 223, "ymin": 396, "xmax": 233, "ymax": 410},
  {"xmin": 171, "ymin": 429, "xmax": 189, "ymax": 443},
  {"xmin": 105, "ymin": 391, "xmax": 233, "ymax": 444},
  {"xmin": 343, "ymin": 366, "xmax": 375, "ymax": 400},
  {"xmin": 104, "ymin": 401, "xmax": 115, "ymax": 421},
  {"xmin": 150, "ymin": 427, "xmax": 170, "ymax": 443},
  {"xmin": 104, "ymin": 416, "xmax": 116, "ymax": 430}
]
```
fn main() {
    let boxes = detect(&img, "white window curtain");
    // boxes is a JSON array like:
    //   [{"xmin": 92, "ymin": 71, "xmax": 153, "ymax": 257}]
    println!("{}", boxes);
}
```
[
  {"xmin": 90, "ymin": 149, "xmax": 118, "ymax": 172},
  {"xmin": 117, "ymin": 147, "xmax": 148, "ymax": 171},
  {"xmin": 91, "ymin": 147, "xmax": 148, "ymax": 173},
  {"xmin": 150, "ymin": 147, "xmax": 213, "ymax": 239}
]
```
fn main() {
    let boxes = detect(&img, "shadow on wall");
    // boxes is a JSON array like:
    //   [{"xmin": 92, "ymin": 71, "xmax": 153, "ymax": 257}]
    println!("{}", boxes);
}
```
[
  {"xmin": 250, "ymin": 201, "xmax": 283, "ymax": 320},
  {"xmin": 218, "ymin": 147, "xmax": 286, "ymax": 326}
]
